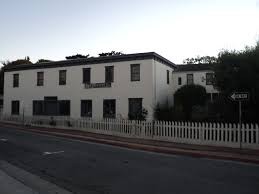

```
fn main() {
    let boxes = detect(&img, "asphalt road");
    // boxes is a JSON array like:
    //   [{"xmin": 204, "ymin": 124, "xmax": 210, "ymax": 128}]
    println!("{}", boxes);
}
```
[{"xmin": 0, "ymin": 126, "xmax": 259, "ymax": 194}]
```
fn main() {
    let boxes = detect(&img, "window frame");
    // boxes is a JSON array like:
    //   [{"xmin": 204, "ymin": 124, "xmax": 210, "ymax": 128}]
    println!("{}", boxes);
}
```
[
  {"xmin": 59, "ymin": 70, "xmax": 67, "ymax": 85},
  {"xmin": 178, "ymin": 77, "xmax": 182, "ymax": 85},
  {"xmin": 81, "ymin": 100, "xmax": 92, "ymax": 118},
  {"xmin": 128, "ymin": 98, "xmax": 143, "ymax": 120},
  {"xmin": 13, "ymin": 73, "xmax": 19, "ymax": 88},
  {"xmin": 83, "ymin": 68, "xmax": 91, "ymax": 84},
  {"xmin": 187, "ymin": 73, "xmax": 194, "ymax": 85},
  {"xmin": 105, "ymin": 66, "xmax": 114, "ymax": 83},
  {"xmin": 37, "ymin": 72, "xmax": 44, "ymax": 86},
  {"xmin": 167, "ymin": 70, "xmax": 170, "ymax": 84},
  {"xmin": 206, "ymin": 72, "xmax": 214, "ymax": 85},
  {"xmin": 130, "ymin": 64, "xmax": 140, "ymax": 82},
  {"xmin": 11, "ymin": 100, "xmax": 20, "ymax": 115},
  {"xmin": 103, "ymin": 99, "xmax": 116, "ymax": 118}
]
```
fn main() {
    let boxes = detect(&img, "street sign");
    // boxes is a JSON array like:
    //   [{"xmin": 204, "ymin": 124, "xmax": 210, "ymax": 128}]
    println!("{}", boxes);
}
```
[
  {"xmin": 230, "ymin": 92, "xmax": 249, "ymax": 101},
  {"xmin": 229, "ymin": 91, "xmax": 249, "ymax": 149}
]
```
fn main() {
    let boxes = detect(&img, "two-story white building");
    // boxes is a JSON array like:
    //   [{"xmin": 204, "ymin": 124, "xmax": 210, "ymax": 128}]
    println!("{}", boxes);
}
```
[
  {"xmin": 3, "ymin": 52, "xmax": 176, "ymax": 120},
  {"xmin": 172, "ymin": 63, "xmax": 219, "ymax": 102}
]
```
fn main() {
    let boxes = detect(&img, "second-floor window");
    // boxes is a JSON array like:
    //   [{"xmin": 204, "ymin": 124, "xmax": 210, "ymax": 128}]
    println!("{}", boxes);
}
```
[
  {"xmin": 13, "ymin": 74, "xmax": 19, "ymax": 87},
  {"xmin": 206, "ymin": 73, "xmax": 214, "ymax": 85},
  {"xmin": 37, "ymin": 72, "xmax": 44, "ymax": 86},
  {"xmin": 83, "ymin": 68, "xmax": 91, "ymax": 84},
  {"xmin": 167, "ymin": 70, "xmax": 170, "ymax": 84},
  {"xmin": 178, "ymin": 77, "xmax": 182, "ymax": 85},
  {"xmin": 105, "ymin": 66, "xmax": 114, "ymax": 83},
  {"xmin": 59, "ymin": 70, "xmax": 66, "ymax": 85},
  {"xmin": 187, "ymin": 74, "xmax": 193, "ymax": 85},
  {"xmin": 131, "ymin": 64, "xmax": 140, "ymax": 81}
]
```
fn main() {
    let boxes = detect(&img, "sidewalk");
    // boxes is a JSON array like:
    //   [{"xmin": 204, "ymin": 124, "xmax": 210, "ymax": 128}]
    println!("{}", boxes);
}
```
[
  {"xmin": 0, "ymin": 160, "xmax": 72, "ymax": 194},
  {"xmin": 1, "ymin": 122, "xmax": 259, "ymax": 164}
]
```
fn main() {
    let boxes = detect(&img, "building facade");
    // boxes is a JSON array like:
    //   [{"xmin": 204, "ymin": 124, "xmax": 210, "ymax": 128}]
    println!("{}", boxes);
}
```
[
  {"xmin": 3, "ymin": 52, "xmax": 175, "ymax": 120},
  {"xmin": 172, "ymin": 64, "xmax": 219, "ymax": 102}
]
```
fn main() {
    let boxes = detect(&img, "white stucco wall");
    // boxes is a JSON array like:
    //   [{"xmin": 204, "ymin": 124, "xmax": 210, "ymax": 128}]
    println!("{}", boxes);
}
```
[
  {"xmin": 154, "ymin": 61, "xmax": 175, "ymax": 108},
  {"xmin": 3, "ymin": 59, "xmax": 156, "ymax": 119}
]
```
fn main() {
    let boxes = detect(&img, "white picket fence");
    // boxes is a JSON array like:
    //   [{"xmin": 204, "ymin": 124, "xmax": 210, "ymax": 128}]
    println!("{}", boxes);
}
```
[{"xmin": 1, "ymin": 115, "xmax": 259, "ymax": 149}]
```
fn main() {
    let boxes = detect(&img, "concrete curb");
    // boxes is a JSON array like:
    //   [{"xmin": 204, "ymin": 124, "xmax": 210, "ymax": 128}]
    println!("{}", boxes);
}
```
[
  {"xmin": 1, "ymin": 122, "xmax": 259, "ymax": 165},
  {"xmin": 0, "ymin": 161, "xmax": 72, "ymax": 194}
]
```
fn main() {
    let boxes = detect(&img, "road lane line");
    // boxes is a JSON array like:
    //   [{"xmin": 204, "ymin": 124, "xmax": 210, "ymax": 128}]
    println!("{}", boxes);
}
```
[{"xmin": 43, "ymin": 151, "xmax": 64, "ymax": 156}]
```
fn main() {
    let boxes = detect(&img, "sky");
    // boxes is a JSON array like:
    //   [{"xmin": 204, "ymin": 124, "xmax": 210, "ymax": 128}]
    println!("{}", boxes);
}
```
[{"xmin": 0, "ymin": 0, "xmax": 258, "ymax": 64}]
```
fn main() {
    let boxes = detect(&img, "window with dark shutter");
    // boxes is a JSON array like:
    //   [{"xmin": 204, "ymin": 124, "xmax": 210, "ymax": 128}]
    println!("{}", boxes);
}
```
[
  {"xmin": 37, "ymin": 72, "xmax": 44, "ymax": 86},
  {"xmin": 130, "ymin": 64, "xmax": 140, "ymax": 81},
  {"xmin": 59, "ymin": 70, "xmax": 66, "ymax": 85},
  {"xmin": 83, "ymin": 68, "xmax": 91, "ymax": 84},
  {"xmin": 11, "ymin": 101, "xmax": 20, "ymax": 115},
  {"xmin": 33, "ymin": 100, "xmax": 44, "ymax": 115},
  {"xmin": 178, "ymin": 77, "xmax": 182, "ymax": 85},
  {"xmin": 128, "ymin": 98, "xmax": 142, "ymax": 120},
  {"xmin": 105, "ymin": 66, "xmax": 114, "ymax": 83},
  {"xmin": 81, "ymin": 100, "xmax": 92, "ymax": 117},
  {"xmin": 103, "ymin": 99, "xmax": 116, "ymax": 118},
  {"xmin": 59, "ymin": 100, "xmax": 70, "ymax": 116},
  {"xmin": 13, "ymin": 74, "xmax": 19, "ymax": 87}
]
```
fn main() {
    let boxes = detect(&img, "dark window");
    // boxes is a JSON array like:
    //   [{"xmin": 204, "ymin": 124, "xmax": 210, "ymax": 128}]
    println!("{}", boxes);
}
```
[
  {"xmin": 178, "ymin": 77, "xmax": 182, "ymax": 85},
  {"xmin": 131, "ymin": 64, "xmax": 140, "ymax": 81},
  {"xmin": 13, "ymin": 74, "xmax": 19, "ymax": 87},
  {"xmin": 33, "ymin": 101, "xmax": 44, "ymax": 115},
  {"xmin": 103, "ymin": 99, "xmax": 116, "ymax": 118},
  {"xmin": 128, "ymin": 98, "xmax": 142, "ymax": 120},
  {"xmin": 206, "ymin": 73, "xmax": 214, "ymax": 85},
  {"xmin": 44, "ymin": 98, "xmax": 58, "ymax": 115},
  {"xmin": 81, "ymin": 100, "xmax": 92, "ymax": 117},
  {"xmin": 59, "ymin": 70, "xmax": 66, "ymax": 85},
  {"xmin": 167, "ymin": 70, "xmax": 170, "ymax": 84},
  {"xmin": 105, "ymin": 66, "xmax": 114, "ymax": 83},
  {"xmin": 83, "ymin": 68, "xmax": 91, "ymax": 84},
  {"xmin": 33, "ymin": 98, "xmax": 70, "ymax": 116},
  {"xmin": 187, "ymin": 74, "xmax": 193, "ymax": 85},
  {"xmin": 37, "ymin": 72, "xmax": 44, "ymax": 86},
  {"xmin": 59, "ymin": 100, "xmax": 70, "ymax": 116},
  {"xmin": 11, "ymin": 101, "xmax": 19, "ymax": 115}
]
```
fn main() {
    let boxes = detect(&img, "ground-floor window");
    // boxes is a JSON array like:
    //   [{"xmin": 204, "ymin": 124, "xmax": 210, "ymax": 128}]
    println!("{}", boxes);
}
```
[
  {"xmin": 103, "ymin": 99, "xmax": 116, "ymax": 118},
  {"xmin": 128, "ymin": 98, "xmax": 142, "ymax": 120},
  {"xmin": 11, "ymin": 100, "xmax": 20, "ymax": 115},
  {"xmin": 33, "ymin": 98, "xmax": 70, "ymax": 116},
  {"xmin": 81, "ymin": 100, "xmax": 92, "ymax": 117}
]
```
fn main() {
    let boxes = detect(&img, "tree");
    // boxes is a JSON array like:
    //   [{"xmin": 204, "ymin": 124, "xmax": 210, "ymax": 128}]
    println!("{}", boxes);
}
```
[
  {"xmin": 36, "ymin": 59, "xmax": 52, "ymax": 63},
  {"xmin": 183, "ymin": 56, "xmax": 218, "ymax": 64},
  {"xmin": 66, "ymin": 54, "xmax": 90, "ymax": 60},
  {"xmin": 213, "ymin": 41, "xmax": 259, "ymax": 122},
  {"xmin": 174, "ymin": 85, "xmax": 207, "ymax": 120},
  {"xmin": 99, "ymin": 51, "xmax": 124, "ymax": 57}
]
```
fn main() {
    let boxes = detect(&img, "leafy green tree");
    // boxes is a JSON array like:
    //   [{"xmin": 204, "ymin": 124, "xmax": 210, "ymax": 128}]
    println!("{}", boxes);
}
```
[
  {"xmin": 36, "ymin": 59, "xmax": 52, "ymax": 63},
  {"xmin": 213, "ymin": 42, "xmax": 259, "ymax": 122},
  {"xmin": 66, "ymin": 54, "xmax": 90, "ymax": 59},
  {"xmin": 183, "ymin": 56, "xmax": 218, "ymax": 64},
  {"xmin": 99, "ymin": 51, "xmax": 124, "ymax": 57},
  {"xmin": 174, "ymin": 85, "xmax": 207, "ymax": 120}
]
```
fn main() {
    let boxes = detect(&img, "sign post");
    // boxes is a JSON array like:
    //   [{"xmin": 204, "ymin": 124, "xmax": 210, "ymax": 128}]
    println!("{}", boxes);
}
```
[{"xmin": 229, "ymin": 92, "xmax": 249, "ymax": 149}]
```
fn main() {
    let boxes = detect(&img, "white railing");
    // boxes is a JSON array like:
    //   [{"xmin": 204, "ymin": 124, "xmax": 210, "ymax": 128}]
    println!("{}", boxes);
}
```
[{"xmin": 1, "ymin": 115, "xmax": 258, "ymax": 149}]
